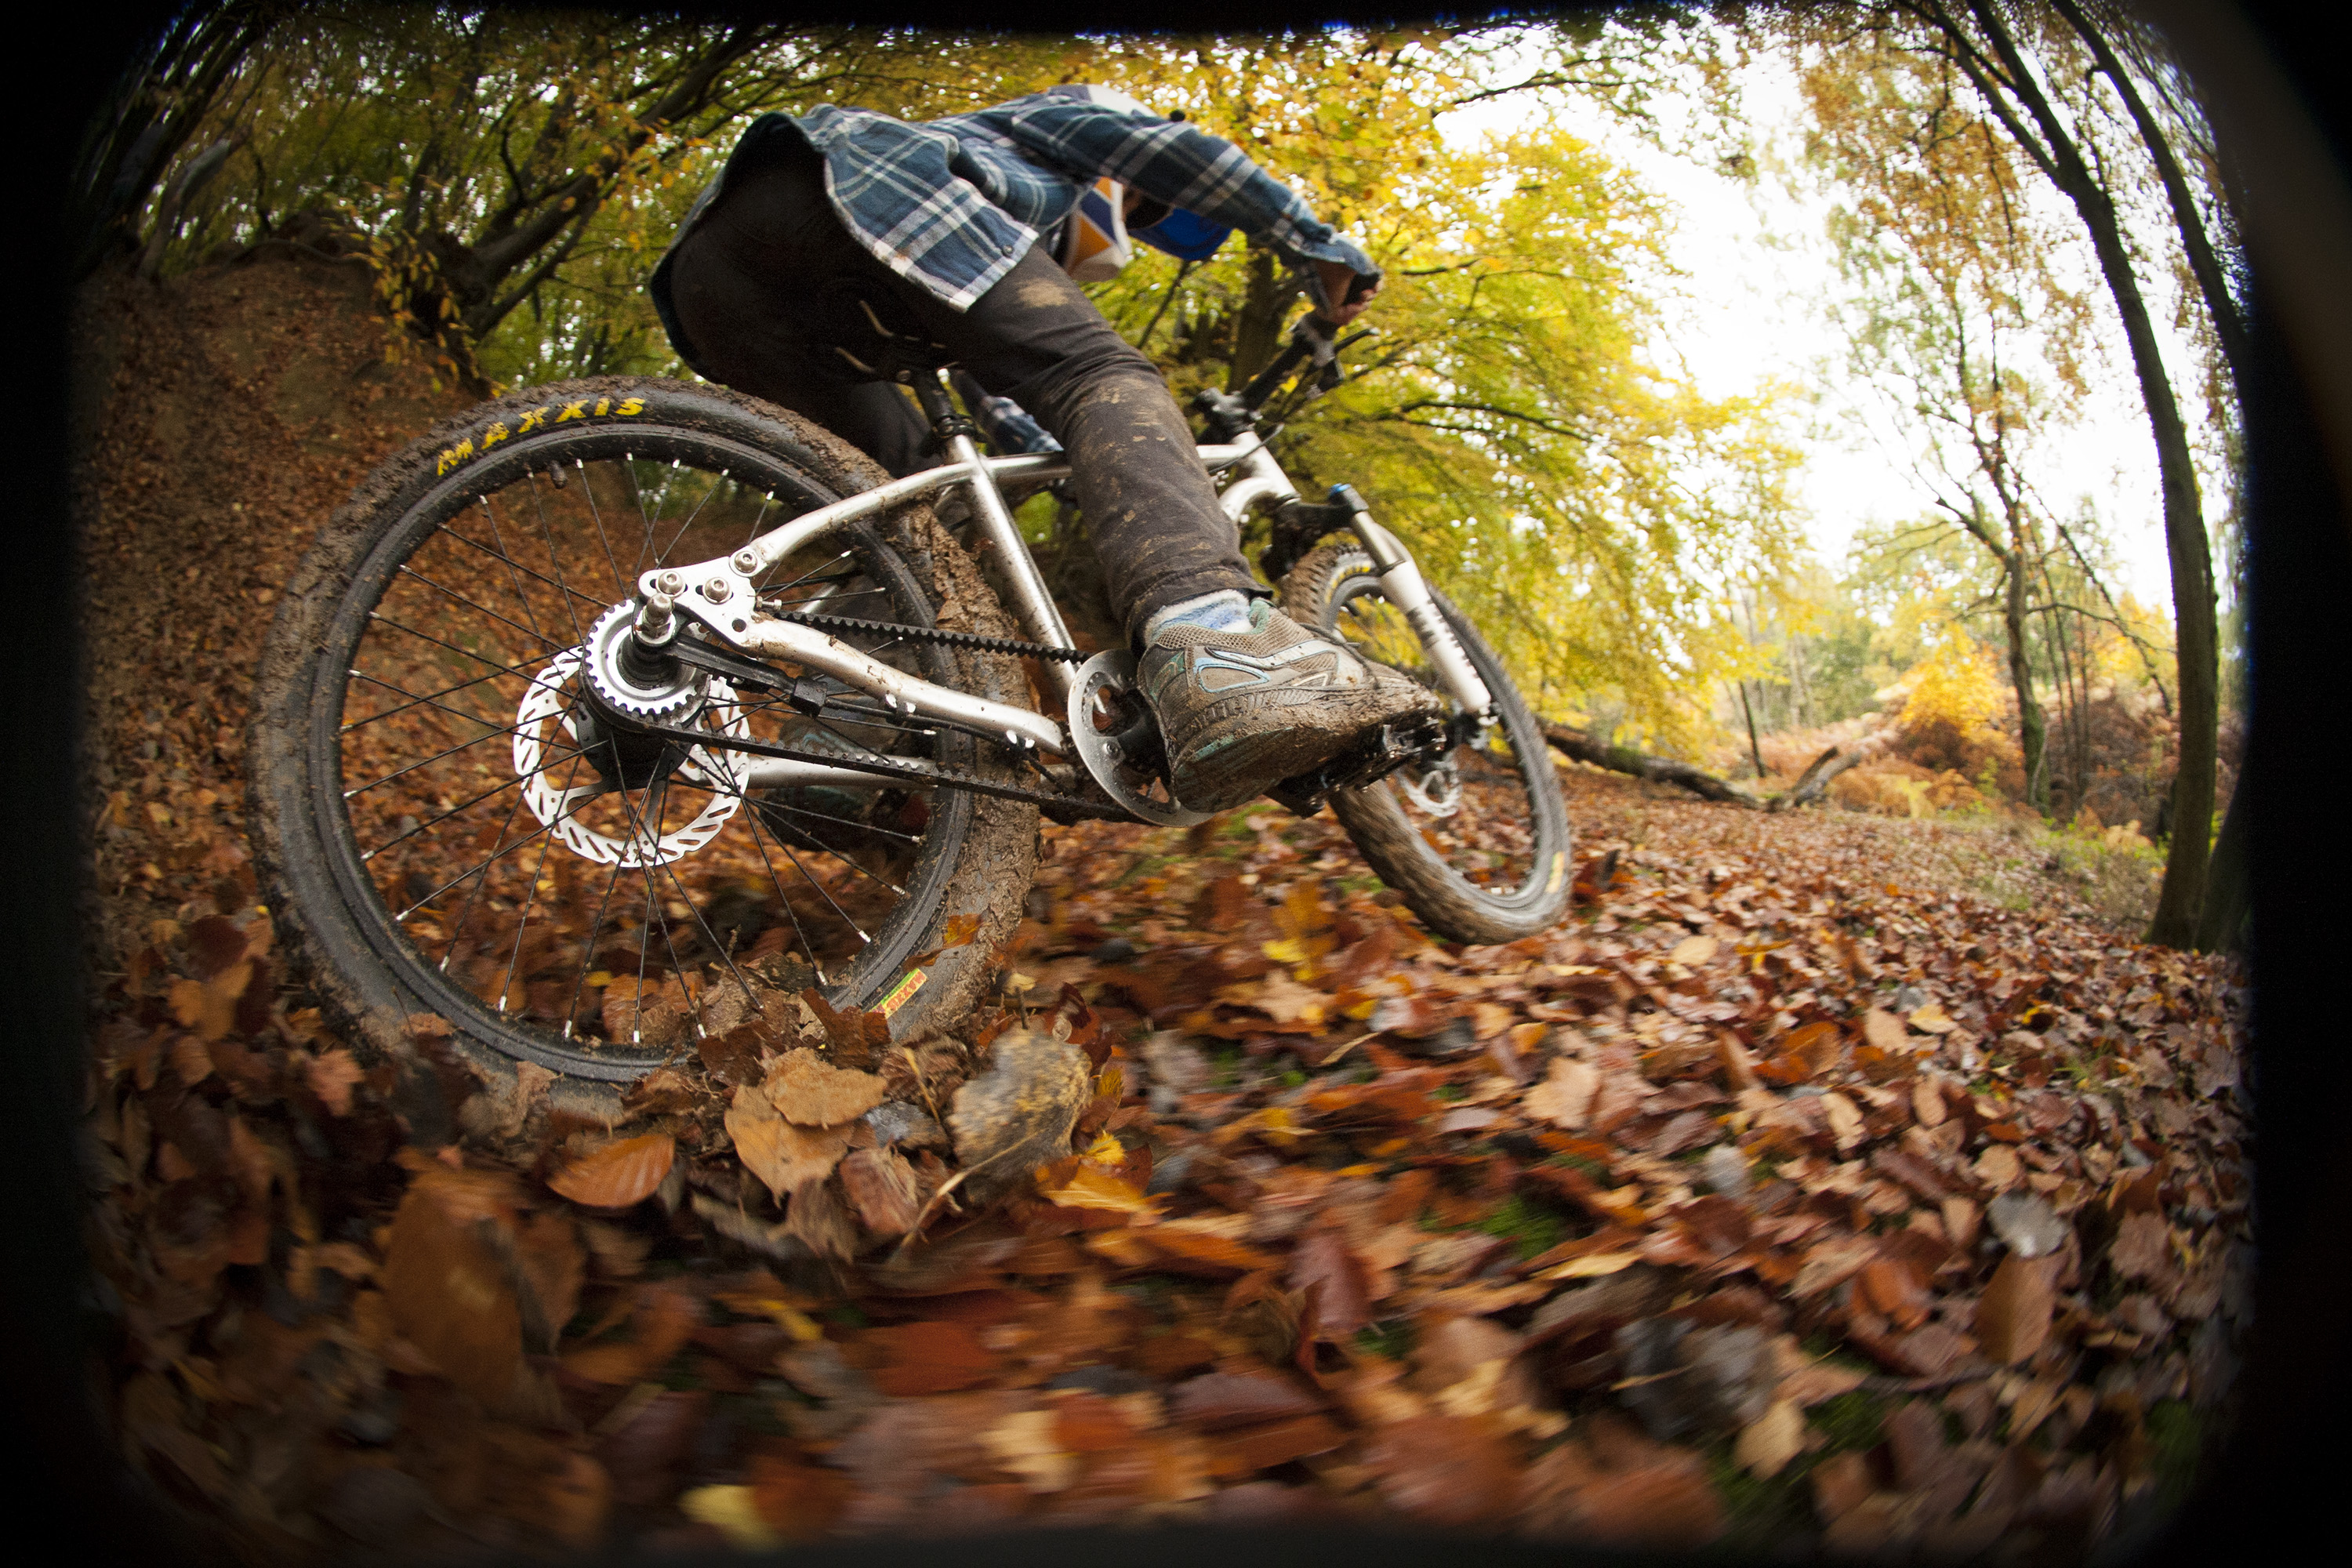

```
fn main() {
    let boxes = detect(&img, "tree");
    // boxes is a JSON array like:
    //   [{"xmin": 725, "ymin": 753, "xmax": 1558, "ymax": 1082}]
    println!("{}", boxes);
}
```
[
  {"xmin": 1801, "ymin": 46, "xmax": 2096, "ymax": 810},
  {"xmin": 1760, "ymin": 0, "xmax": 2234, "ymax": 946},
  {"xmin": 71, "ymin": 0, "xmax": 279, "ymax": 280}
]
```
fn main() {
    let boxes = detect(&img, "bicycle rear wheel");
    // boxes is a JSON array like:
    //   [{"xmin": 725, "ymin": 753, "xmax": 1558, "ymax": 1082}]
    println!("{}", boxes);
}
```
[
  {"xmin": 1283, "ymin": 544, "xmax": 1572, "ymax": 945},
  {"xmin": 249, "ymin": 378, "xmax": 1036, "ymax": 1088}
]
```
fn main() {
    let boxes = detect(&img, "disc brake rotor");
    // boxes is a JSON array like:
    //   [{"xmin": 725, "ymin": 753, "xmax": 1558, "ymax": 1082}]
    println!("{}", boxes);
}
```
[{"xmin": 514, "ymin": 647, "xmax": 752, "ymax": 867}]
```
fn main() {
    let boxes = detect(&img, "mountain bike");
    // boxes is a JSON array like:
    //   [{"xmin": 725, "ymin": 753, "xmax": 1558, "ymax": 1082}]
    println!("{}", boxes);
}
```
[{"xmin": 247, "ymin": 315, "xmax": 1573, "ymax": 1099}]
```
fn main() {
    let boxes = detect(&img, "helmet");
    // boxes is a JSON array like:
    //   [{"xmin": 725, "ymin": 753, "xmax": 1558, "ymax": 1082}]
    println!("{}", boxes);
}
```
[{"xmin": 1040, "ymin": 84, "xmax": 1235, "ymax": 281}]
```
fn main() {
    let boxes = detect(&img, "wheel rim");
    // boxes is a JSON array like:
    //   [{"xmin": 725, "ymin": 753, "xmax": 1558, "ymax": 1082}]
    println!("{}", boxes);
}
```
[
  {"xmin": 1324, "ymin": 563, "xmax": 1553, "ymax": 909},
  {"xmin": 314, "ymin": 425, "xmax": 971, "ymax": 1074}
]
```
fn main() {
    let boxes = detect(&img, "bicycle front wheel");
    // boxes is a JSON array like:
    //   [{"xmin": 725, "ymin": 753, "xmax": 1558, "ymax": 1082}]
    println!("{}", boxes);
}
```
[
  {"xmin": 249, "ymin": 377, "xmax": 1036, "ymax": 1087},
  {"xmin": 1283, "ymin": 544, "xmax": 1572, "ymax": 945}
]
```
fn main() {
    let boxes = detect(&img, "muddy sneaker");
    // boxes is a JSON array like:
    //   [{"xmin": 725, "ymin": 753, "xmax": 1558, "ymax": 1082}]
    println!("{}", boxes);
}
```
[{"xmin": 1138, "ymin": 597, "xmax": 1441, "ymax": 813}]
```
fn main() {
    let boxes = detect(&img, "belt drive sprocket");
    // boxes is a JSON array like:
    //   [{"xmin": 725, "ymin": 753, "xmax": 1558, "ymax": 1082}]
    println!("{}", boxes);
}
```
[{"xmin": 1066, "ymin": 650, "xmax": 1209, "ymax": 827}]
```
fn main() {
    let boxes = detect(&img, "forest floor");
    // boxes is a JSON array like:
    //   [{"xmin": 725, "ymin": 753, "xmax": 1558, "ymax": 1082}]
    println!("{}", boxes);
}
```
[{"xmin": 72, "ymin": 252, "xmax": 2252, "ymax": 1563}]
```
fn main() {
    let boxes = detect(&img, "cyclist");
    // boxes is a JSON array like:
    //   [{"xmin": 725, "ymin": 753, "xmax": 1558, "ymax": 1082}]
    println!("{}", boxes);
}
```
[{"xmin": 649, "ymin": 83, "xmax": 1439, "ymax": 814}]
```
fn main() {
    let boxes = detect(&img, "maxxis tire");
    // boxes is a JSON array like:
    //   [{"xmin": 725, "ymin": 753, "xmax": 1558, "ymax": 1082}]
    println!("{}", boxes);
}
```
[
  {"xmin": 1282, "ymin": 544, "xmax": 1573, "ymax": 946},
  {"xmin": 247, "ymin": 376, "xmax": 1037, "ymax": 1117}
]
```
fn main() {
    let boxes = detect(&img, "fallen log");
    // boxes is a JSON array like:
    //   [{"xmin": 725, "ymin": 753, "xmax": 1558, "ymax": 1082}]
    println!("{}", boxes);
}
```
[
  {"xmin": 1541, "ymin": 724, "xmax": 1893, "ymax": 812},
  {"xmin": 1541, "ymin": 725, "xmax": 1763, "ymax": 808},
  {"xmin": 1768, "ymin": 731, "xmax": 1894, "ymax": 811}
]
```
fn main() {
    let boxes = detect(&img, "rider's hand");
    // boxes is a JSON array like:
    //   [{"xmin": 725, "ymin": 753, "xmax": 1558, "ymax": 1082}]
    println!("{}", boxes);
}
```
[{"xmin": 1312, "ymin": 259, "xmax": 1377, "ymax": 327}]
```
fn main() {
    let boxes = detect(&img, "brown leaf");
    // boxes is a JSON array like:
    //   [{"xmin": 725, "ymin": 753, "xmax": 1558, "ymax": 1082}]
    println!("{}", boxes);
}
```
[
  {"xmin": 838, "ymin": 1145, "xmax": 925, "ymax": 1240},
  {"xmin": 1974, "ymin": 1252, "xmax": 2058, "ymax": 1366},
  {"xmin": 948, "ymin": 1029, "xmax": 1090, "ymax": 1206},
  {"xmin": 1204, "ymin": 1414, "xmax": 1348, "ymax": 1475},
  {"xmin": 746, "ymin": 1450, "xmax": 853, "ymax": 1540},
  {"xmin": 1361, "ymin": 1414, "xmax": 1523, "ymax": 1528},
  {"xmin": 1290, "ymin": 1225, "xmax": 1374, "ymax": 1341},
  {"xmin": 1862, "ymin": 1008, "xmax": 1908, "ymax": 1054},
  {"xmin": 1820, "ymin": 1091, "xmax": 1864, "ymax": 1152},
  {"xmin": 514, "ymin": 1208, "xmax": 586, "ymax": 1353},
  {"xmin": 379, "ymin": 1183, "xmax": 544, "ymax": 1417},
  {"xmin": 1911, "ymin": 1076, "xmax": 1947, "ymax": 1128},
  {"xmin": 1668, "ymin": 934, "xmax": 1719, "ymax": 967},
  {"xmin": 800, "ymin": 987, "xmax": 892, "ymax": 1066},
  {"xmin": 1858, "ymin": 1258, "xmax": 1931, "ymax": 1331},
  {"xmin": 1168, "ymin": 1370, "xmax": 1326, "ymax": 1430},
  {"xmin": 761, "ymin": 1049, "xmax": 888, "ymax": 1127},
  {"xmin": 786, "ymin": 1176, "xmax": 859, "ymax": 1261},
  {"xmin": 1789, "ymin": 1236, "xmax": 1879, "ymax": 1298},
  {"xmin": 546, "ymin": 1133, "xmax": 675, "ymax": 1210},
  {"xmin": 563, "ymin": 1283, "xmax": 701, "ymax": 1385},
  {"xmin": 860, "ymin": 1319, "xmax": 1000, "ymax": 1396},
  {"xmin": 1907, "ymin": 1001, "xmax": 1957, "ymax": 1034},
  {"xmin": 727, "ymin": 1091, "xmax": 850, "ymax": 1206},
  {"xmin": 1734, "ymin": 1399, "xmax": 1805, "ymax": 1478},
  {"xmin": 1526, "ymin": 1058, "xmax": 1599, "ymax": 1129},
  {"xmin": 185, "ymin": 914, "xmax": 251, "ymax": 979},
  {"xmin": 2110, "ymin": 1212, "xmax": 2173, "ymax": 1282},
  {"xmin": 1975, "ymin": 1145, "xmax": 2022, "ymax": 1191}
]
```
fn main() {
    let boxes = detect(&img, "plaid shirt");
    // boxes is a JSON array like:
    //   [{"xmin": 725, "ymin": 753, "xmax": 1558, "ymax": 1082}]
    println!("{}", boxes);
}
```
[{"xmin": 657, "ymin": 92, "xmax": 1376, "ymax": 316}]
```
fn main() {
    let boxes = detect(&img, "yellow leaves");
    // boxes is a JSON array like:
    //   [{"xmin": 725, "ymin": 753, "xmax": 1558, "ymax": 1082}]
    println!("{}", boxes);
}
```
[{"xmin": 678, "ymin": 1486, "xmax": 779, "ymax": 1550}]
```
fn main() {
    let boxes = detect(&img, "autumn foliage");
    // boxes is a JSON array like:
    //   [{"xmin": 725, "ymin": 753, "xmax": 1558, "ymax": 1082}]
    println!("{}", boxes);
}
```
[{"xmin": 75, "ymin": 231, "xmax": 2246, "ymax": 1563}]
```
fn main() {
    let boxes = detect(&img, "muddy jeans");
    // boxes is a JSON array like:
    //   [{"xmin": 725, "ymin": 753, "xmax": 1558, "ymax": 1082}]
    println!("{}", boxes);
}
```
[{"xmin": 660, "ymin": 136, "xmax": 1257, "ymax": 643}]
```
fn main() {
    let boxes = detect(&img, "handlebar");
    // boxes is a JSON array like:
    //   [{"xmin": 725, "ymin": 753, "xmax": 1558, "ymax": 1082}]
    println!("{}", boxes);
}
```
[{"xmin": 1237, "ymin": 316, "xmax": 1374, "ymax": 413}]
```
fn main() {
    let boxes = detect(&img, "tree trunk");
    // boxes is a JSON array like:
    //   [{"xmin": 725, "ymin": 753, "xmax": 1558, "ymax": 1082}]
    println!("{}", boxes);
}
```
[
  {"xmin": 1226, "ymin": 242, "xmax": 1298, "ymax": 393},
  {"xmin": 2003, "ymin": 534, "xmax": 2049, "ymax": 811},
  {"xmin": 1953, "ymin": 0, "xmax": 2220, "ymax": 946},
  {"xmin": 2191, "ymin": 776, "xmax": 2249, "ymax": 953}
]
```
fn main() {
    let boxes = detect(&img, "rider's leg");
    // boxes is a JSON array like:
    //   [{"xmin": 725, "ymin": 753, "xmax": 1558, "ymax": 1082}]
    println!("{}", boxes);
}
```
[
  {"xmin": 661, "ymin": 155, "xmax": 935, "ymax": 476},
  {"xmin": 661, "ymin": 136, "xmax": 1435, "ymax": 810}
]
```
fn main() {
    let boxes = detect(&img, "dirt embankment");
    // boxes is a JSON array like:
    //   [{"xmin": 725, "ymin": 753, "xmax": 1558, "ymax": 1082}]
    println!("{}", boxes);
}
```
[{"xmin": 74, "ymin": 247, "xmax": 470, "ymax": 971}]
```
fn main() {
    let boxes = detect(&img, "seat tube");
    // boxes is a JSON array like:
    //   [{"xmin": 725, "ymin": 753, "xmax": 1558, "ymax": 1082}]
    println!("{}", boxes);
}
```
[{"xmin": 943, "ymin": 428, "xmax": 1080, "ymax": 702}]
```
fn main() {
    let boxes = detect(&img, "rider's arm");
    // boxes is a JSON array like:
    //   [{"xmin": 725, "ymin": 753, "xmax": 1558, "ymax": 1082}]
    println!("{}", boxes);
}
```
[{"xmin": 993, "ymin": 96, "xmax": 1380, "ymax": 318}]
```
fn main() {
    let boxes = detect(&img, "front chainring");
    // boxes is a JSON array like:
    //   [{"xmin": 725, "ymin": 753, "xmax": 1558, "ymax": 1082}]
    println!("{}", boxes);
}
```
[{"xmin": 1067, "ymin": 651, "xmax": 1209, "ymax": 827}]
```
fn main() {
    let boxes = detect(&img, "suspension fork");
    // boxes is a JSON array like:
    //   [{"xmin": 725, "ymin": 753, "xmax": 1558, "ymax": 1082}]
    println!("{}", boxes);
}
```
[{"xmin": 1327, "ymin": 485, "xmax": 1496, "ymax": 718}]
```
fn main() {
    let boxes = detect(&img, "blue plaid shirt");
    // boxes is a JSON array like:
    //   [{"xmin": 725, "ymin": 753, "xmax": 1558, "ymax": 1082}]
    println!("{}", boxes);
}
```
[{"xmin": 655, "ymin": 92, "xmax": 1376, "ymax": 318}]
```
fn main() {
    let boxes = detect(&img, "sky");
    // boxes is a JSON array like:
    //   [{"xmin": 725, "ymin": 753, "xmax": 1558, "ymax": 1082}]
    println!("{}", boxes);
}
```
[{"xmin": 1435, "ymin": 45, "xmax": 2198, "ymax": 608}]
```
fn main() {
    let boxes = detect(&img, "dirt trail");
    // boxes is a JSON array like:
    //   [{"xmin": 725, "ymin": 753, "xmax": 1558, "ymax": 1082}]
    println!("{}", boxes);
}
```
[{"xmin": 71, "ymin": 260, "xmax": 2249, "ymax": 1563}]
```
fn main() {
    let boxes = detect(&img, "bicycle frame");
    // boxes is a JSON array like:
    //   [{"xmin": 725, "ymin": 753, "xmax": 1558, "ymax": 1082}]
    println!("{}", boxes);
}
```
[{"xmin": 644, "ymin": 389, "xmax": 1490, "ymax": 797}]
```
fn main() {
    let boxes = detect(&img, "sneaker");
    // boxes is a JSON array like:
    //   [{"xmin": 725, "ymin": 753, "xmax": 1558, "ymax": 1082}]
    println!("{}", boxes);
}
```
[{"xmin": 1138, "ymin": 597, "xmax": 1441, "ymax": 813}]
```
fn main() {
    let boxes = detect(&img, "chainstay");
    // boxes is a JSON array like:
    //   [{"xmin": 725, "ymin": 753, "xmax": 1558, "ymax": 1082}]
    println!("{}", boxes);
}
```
[
  {"xmin": 636, "ymin": 716, "xmax": 1132, "ymax": 820},
  {"xmin": 776, "ymin": 609, "xmax": 1091, "ymax": 662}
]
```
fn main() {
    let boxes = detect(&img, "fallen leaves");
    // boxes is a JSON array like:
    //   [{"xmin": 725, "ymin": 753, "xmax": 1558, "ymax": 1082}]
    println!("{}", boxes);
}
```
[
  {"xmin": 546, "ymin": 1133, "xmax": 675, "ymax": 1210},
  {"xmin": 1975, "ymin": 1253, "xmax": 2060, "ymax": 1366},
  {"xmin": 81, "ymin": 543, "xmax": 2253, "ymax": 1564},
  {"xmin": 761, "ymin": 1049, "xmax": 888, "ymax": 1126},
  {"xmin": 1525, "ymin": 1057, "xmax": 1599, "ymax": 1128}
]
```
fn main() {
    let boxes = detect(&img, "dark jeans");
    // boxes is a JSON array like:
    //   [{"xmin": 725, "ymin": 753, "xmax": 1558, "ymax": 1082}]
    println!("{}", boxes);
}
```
[{"xmin": 661, "ymin": 137, "xmax": 1256, "ymax": 642}]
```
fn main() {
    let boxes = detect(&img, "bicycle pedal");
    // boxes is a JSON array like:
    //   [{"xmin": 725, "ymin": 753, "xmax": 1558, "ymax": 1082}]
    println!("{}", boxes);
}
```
[{"xmin": 1267, "ymin": 717, "xmax": 1448, "ymax": 817}]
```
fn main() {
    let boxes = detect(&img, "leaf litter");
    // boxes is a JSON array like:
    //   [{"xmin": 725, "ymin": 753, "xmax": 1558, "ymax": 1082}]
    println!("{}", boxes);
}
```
[{"xmin": 74, "ymin": 274, "xmax": 2252, "ymax": 1558}]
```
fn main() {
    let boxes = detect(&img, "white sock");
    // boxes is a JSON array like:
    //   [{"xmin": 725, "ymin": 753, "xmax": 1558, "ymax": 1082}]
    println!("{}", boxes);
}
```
[{"xmin": 1143, "ymin": 589, "xmax": 1254, "ymax": 641}]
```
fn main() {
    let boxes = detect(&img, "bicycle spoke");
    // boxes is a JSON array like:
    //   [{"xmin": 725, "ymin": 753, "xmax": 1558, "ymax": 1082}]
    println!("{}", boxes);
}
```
[
  {"xmin": 360, "ymin": 744, "xmax": 590, "ymax": 862},
  {"xmin": 463, "ymin": 497, "xmax": 552, "ymax": 650},
  {"xmin": 396, "ymin": 563, "xmax": 568, "ymax": 658}
]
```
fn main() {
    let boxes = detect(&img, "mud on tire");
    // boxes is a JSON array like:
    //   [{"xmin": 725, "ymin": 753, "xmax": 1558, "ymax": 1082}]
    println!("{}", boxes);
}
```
[{"xmin": 247, "ymin": 377, "xmax": 1038, "ymax": 1117}]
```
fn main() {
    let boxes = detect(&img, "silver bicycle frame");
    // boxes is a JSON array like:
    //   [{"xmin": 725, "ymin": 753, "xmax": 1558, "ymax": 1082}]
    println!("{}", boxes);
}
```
[{"xmin": 649, "ymin": 419, "xmax": 1493, "ymax": 794}]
